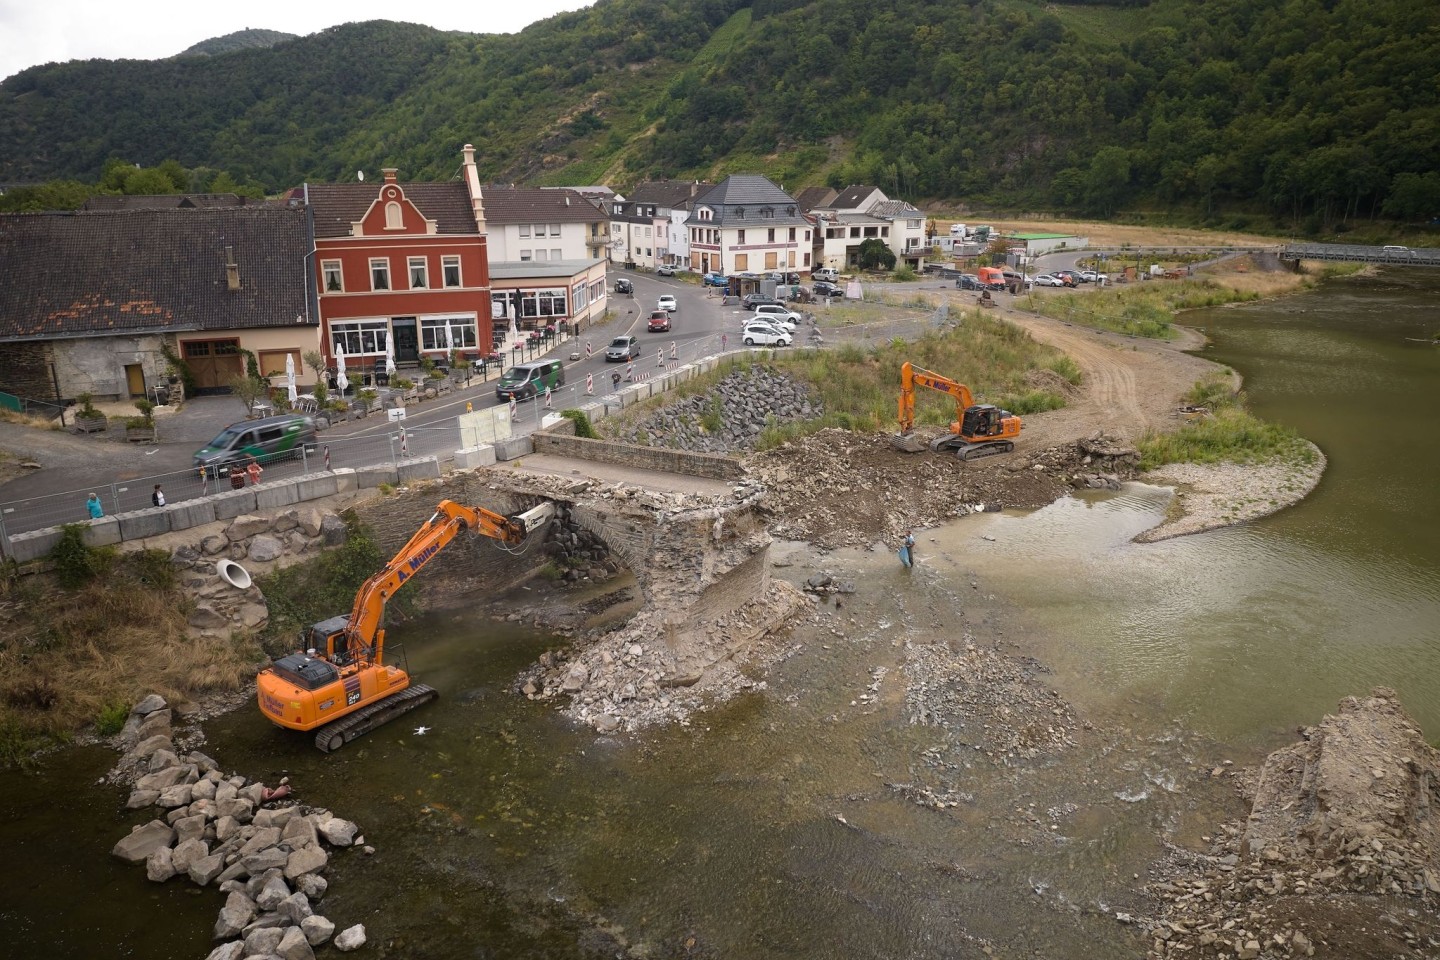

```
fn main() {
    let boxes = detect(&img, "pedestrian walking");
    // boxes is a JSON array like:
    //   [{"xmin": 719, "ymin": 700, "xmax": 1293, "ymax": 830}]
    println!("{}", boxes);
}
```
[
  {"xmin": 86, "ymin": 493, "xmax": 104, "ymax": 519},
  {"xmin": 245, "ymin": 459, "xmax": 263, "ymax": 487},
  {"xmin": 151, "ymin": 484, "xmax": 166, "ymax": 507},
  {"xmin": 721, "ymin": 333, "xmax": 729, "ymax": 351}
]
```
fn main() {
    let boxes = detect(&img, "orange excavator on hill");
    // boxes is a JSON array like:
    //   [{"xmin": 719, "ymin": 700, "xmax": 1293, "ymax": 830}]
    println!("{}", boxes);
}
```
[
  {"xmin": 257, "ymin": 498, "xmax": 555, "ymax": 751},
  {"xmin": 892, "ymin": 361, "xmax": 1022, "ymax": 460}
]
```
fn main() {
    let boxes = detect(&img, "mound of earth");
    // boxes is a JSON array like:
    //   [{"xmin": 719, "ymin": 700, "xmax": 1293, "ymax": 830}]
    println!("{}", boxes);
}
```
[
  {"xmin": 744, "ymin": 428, "xmax": 1139, "ymax": 549},
  {"xmin": 1144, "ymin": 689, "xmax": 1440, "ymax": 959}
]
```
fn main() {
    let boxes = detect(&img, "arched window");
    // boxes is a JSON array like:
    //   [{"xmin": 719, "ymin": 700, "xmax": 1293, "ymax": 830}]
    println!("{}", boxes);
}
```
[{"xmin": 385, "ymin": 202, "xmax": 403, "ymax": 229}]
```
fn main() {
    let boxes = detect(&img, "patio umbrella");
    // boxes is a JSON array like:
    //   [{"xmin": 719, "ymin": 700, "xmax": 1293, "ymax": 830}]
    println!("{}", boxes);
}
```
[
  {"xmin": 335, "ymin": 342, "xmax": 349, "ymax": 396},
  {"xmin": 384, "ymin": 332, "xmax": 397, "ymax": 376},
  {"xmin": 285, "ymin": 353, "xmax": 297, "ymax": 406},
  {"xmin": 507, "ymin": 315, "xmax": 520, "ymax": 350},
  {"xmin": 445, "ymin": 321, "xmax": 455, "ymax": 358}
]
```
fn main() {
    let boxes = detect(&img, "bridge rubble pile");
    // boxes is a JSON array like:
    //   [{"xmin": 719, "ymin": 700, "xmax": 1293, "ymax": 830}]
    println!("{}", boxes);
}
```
[{"xmin": 491, "ymin": 473, "xmax": 810, "ymax": 733}]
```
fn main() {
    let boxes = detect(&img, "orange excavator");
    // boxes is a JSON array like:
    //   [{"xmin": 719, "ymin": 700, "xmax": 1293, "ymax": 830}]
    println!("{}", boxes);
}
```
[
  {"xmin": 893, "ymin": 361, "xmax": 1022, "ymax": 460},
  {"xmin": 257, "ymin": 499, "xmax": 555, "ymax": 751}
]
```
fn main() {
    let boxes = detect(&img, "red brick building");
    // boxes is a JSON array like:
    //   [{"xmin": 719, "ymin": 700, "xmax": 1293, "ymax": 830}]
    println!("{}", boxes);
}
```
[{"xmin": 304, "ymin": 149, "xmax": 492, "ymax": 377}]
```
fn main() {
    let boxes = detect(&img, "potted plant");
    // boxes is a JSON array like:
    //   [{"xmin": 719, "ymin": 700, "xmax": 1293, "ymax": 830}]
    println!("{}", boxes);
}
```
[
  {"xmin": 356, "ymin": 388, "xmax": 379, "ymax": 417},
  {"xmin": 124, "ymin": 398, "xmax": 156, "ymax": 442},
  {"xmin": 73, "ymin": 393, "xmax": 108, "ymax": 433}
]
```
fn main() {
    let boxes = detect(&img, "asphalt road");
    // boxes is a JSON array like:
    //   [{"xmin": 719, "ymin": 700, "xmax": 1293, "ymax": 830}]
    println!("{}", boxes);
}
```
[{"xmin": 0, "ymin": 269, "xmax": 751, "ymax": 537}]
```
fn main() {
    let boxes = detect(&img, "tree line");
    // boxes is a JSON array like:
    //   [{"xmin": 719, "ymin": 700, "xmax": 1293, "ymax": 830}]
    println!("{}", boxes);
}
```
[{"xmin": 0, "ymin": 0, "xmax": 1435, "ymax": 231}]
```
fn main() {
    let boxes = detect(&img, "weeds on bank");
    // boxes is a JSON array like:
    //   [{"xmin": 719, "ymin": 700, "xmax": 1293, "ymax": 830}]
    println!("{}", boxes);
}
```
[
  {"xmin": 1138, "ymin": 374, "xmax": 1313, "ymax": 470},
  {"xmin": 0, "ymin": 540, "xmax": 257, "ymax": 766},
  {"xmin": 256, "ymin": 513, "xmax": 413, "ymax": 652},
  {"xmin": 619, "ymin": 313, "xmax": 1073, "ymax": 450},
  {"xmin": 1022, "ymin": 279, "xmax": 1262, "ymax": 339}
]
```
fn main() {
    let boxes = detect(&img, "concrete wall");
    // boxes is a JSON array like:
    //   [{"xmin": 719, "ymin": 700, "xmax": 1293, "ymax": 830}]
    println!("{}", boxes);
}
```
[{"xmin": 533, "ymin": 432, "xmax": 743, "ymax": 480}]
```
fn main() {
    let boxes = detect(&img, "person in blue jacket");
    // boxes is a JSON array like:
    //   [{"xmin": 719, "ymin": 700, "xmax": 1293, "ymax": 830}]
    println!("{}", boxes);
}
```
[{"xmin": 899, "ymin": 530, "xmax": 915, "ymax": 569}]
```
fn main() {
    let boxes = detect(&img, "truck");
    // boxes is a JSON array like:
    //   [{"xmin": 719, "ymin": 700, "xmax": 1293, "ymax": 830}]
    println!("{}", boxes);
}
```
[{"xmin": 256, "ymin": 499, "xmax": 556, "ymax": 751}]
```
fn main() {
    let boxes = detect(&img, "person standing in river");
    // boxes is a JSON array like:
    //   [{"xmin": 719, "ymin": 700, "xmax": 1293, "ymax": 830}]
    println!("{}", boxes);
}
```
[{"xmin": 900, "ymin": 530, "xmax": 916, "ymax": 569}]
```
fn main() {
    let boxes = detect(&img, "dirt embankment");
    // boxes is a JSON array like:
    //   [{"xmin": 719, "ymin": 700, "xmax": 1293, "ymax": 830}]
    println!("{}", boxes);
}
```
[{"xmin": 1143, "ymin": 689, "xmax": 1440, "ymax": 959}]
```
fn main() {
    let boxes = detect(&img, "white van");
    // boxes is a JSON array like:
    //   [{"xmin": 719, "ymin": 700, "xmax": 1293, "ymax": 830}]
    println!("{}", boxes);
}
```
[
  {"xmin": 1382, "ymin": 245, "xmax": 1411, "ymax": 257},
  {"xmin": 949, "ymin": 223, "xmax": 967, "ymax": 238},
  {"xmin": 812, "ymin": 267, "xmax": 839, "ymax": 282}
]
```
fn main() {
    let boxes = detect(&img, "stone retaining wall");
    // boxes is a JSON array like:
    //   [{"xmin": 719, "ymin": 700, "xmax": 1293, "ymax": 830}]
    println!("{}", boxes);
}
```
[{"xmin": 532, "ymin": 431, "xmax": 745, "ymax": 481}]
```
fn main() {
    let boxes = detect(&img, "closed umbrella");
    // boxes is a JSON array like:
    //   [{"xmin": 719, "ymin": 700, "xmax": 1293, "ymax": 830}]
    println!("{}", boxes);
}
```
[
  {"xmin": 384, "ymin": 331, "xmax": 397, "ymax": 376},
  {"xmin": 507, "ymin": 314, "xmax": 520, "ymax": 350},
  {"xmin": 445, "ymin": 321, "xmax": 455, "ymax": 358},
  {"xmin": 335, "ymin": 342, "xmax": 349, "ymax": 396},
  {"xmin": 285, "ymin": 353, "xmax": 297, "ymax": 406}
]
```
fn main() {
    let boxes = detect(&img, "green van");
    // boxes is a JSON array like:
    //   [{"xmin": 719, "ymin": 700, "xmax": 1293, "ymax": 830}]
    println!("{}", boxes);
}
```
[
  {"xmin": 496, "ymin": 360, "xmax": 565, "ymax": 402},
  {"xmin": 193, "ymin": 413, "xmax": 319, "ymax": 475}
]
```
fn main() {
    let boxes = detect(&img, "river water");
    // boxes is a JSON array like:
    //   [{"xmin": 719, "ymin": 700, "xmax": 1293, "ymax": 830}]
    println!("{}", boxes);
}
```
[{"xmin": 2, "ymin": 268, "xmax": 1436, "ymax": 959}]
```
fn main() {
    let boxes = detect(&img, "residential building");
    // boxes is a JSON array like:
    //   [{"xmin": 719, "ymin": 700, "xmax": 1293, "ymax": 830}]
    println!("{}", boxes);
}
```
[
  {"xmin": 304, "ymin": 165, "xmax": 491, "ymax": 373},
  {"xmin": 480, "ymin": 187, "xmax": 610, "ymax": 263},
  {"xmin": 0, "ymin": 204, "xmax": 314, "ymax": 402},
  {"xmin": 686, "ymin": 175, "xmax": 811, "ymax": 276},
  {"xmin": 488, "ymin": 262, "xmax": 610, "ymax": 347},
  {"xmin": 613, "ymin": 180, "xmax": 710, "ymax": 269},
  {"xmin": 809, "ymin": 184, "xmax": 927, "ymax": 271}
]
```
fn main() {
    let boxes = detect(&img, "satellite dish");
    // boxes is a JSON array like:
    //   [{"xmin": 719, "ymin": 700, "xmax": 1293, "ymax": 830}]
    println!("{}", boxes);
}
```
[{"xmin": 357, "ymin": 170, "xmax": 365, "ymax": 181}]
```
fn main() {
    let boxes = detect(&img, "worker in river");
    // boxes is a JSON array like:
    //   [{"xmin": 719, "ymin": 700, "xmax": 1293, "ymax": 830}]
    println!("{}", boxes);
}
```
[{"xmin": 899, "ymin": 530, "xmax": 916, "ymax": 569}]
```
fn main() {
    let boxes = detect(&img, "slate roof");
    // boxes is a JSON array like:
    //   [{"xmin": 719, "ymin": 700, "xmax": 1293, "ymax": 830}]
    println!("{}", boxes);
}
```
[
  {"xmin": 82, "ymin": 193, "xmax": 255, "ymax": 211},
  {"xmin": 478, "ymin": 187, "xmax": 606, "ymax": 224},
  {"xmin": 832, "ymin": 184, "xmax": 885, "ymax": 210},
  {"xmin": 306, "ymin": 181, "xmax": 477, "ymax": 238},
  {"xmin": 691, "ymin": 175, "xmax": 807, "ymax": 227},
  {"xmin": 794, "ymin": 186, "xmax": 838, "ymax": 211},
  {"xmin": 626, "ymin": 180, "xmax": 708, "ymax": 209},
  {"xmin": 0, "ymin": 206, "xmax": 312, "ymax": 342},
  {"xmin": 871, "ymin": 199, "xmax": 924, "ymax": 219}
]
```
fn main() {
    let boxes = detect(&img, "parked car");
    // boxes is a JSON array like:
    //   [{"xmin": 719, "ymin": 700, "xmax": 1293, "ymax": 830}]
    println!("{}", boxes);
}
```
[
  {"xmin": 741, "ymin": 322, "xmax": 793, "ymax": 347},
  {"xmin": 656, "ymin": 264, "xmax": 677, "ymax": 276},
  {"xmin": 1053, "ymin": 270, "xmax": 1081, "ymax": 287},
  {"xmin": 614, "ymin": 278, "xmax": 633, "ymax": 294},
  {"xmin": 813, "ymin": 267, "xmax": 839, "ymax": 282},
  {"xmin": 1079, "ymin": 270, "xmax": 1109, "ymax": 283},
  {"xmin": 646, "ymin": 310, "xmax": 671, "ymax": 332},
  {"xmin": 751, "ymin": 303, "xmax": 801, "ymax": 324},
  {"xmin": 495, "ymin": 359, "xmax": 565, "ymax": 402},
  {"xmin": 657, "ymin": 294, "xmax": 677, "ymax": 313},
  {"xmin": 956, "ymin": 274, "xmax": 984, "ymax": 291},
  {"xmin": 1033, "ymin": 274, "xmax": 1065, "ymax": 287},
  {"xmin": 605, "ymin": 336, "xmax": 642, "ymax": 361},
  {"xmin": 811, "ymin": 280, "xmax": 843, "ymax": 298},
  {"xmin": 702, "ymin": 272, "xmax": 728, "ymax": 287},
  {"xmin": 742, "ymin": 293, "xmax": 777, "ymax": 309},
  {"xmin": 744, "ymin": 313, "xmax": 796, "ymax": 333}
]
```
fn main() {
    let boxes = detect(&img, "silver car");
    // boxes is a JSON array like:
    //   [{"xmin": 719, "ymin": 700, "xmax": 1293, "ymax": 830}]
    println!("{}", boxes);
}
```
[
  {"xmin": 741, "ymin": 322, "xmax": 793, "ymax": 347},
  {"xmin": 605, "ymin": 336, "xmax": 642, "ymax": 361}
]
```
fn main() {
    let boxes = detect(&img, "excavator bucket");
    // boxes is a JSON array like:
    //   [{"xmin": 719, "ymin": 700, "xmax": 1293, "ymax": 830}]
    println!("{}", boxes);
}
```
[{"xmin": 891, "ymin": 432, "xmax": 927, "ymax": 453}]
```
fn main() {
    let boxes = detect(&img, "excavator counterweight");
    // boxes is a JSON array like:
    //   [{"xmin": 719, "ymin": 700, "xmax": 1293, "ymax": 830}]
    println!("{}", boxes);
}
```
[{"xmin": 256, "ymin": 499, "xmax": 556, "ymax": 751}]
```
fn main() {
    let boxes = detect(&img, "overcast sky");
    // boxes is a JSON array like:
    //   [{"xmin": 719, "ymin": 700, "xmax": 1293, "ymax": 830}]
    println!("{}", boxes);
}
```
[{"xmin": 0, "ymin": 1, "xmax": 596, "ymax": 81}]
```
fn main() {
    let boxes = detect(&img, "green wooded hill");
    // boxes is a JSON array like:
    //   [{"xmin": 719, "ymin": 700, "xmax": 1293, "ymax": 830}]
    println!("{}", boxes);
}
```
[
  {"xmin": 179, "ymin": 29, "xmax": 298, "ymax": 58},
  {"xmin": 2, "ymin": 0, "xmax": 1437, "ymax": 226}
]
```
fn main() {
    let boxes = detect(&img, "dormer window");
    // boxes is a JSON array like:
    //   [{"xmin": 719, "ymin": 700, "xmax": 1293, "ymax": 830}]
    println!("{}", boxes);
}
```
[
  {"xmin": 735, "ymin": 207, "xmax": 745, "ymax": 219},
  {"xmin": 762, "ymin": 207, "xmax": 774, "ymax": 219},
  {"xmin": 787, "ymin": 206, "xmax": 796, "ymax": 216}
]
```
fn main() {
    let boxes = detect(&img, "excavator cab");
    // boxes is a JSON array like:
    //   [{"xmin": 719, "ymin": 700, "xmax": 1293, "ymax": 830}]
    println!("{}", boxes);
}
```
[
  {"xmin": 962, "ymin": 405, "xmax": 1005, "ymax": 439},
  {"xmin": 306, "ymin": 615, "xmax": 358, "ymax": 666}
]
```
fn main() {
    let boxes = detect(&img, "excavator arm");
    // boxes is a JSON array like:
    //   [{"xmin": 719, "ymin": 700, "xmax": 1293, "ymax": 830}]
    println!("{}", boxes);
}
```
[
  {"xmin": 343, "ymin": 500, "xmax": 556, "ymax": 663},
  {"xmin": 898, "ymin": 361, "xmax": 975, "ymax": 435}
]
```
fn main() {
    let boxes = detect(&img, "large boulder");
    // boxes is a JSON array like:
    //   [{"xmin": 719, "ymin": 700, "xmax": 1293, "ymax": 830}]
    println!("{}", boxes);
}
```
[
  {"xmin": 283, "ymin": 845, "xmax": 328, "ymax": 880},
  {"xmin": 315, "ymin": 816, "xmax": 357, "ymax": 847},
  {"xmin": 213, "ymin": 891, "xmax": 257, "ymax": 940},
  {"xmin": 204, "ymin": 942, "xmax": 245, "ymax": 960},
  {"xmin": 255, "ymin": 874, "xmax": 291, "ymax": 912},
  {"xmin": 243, "ymin": 927, "xmax": 285, "ymax": 957},
  {"xmin": 226, "ymin": 515, "xmax": 273, "ymax": 542},
  {"xmin": 174, "ymin": 813, "xmax": 208, "ymax": 844},
  {"xmin": 277, "ymin": 926, "xmax": 317, "ymax": 960},
  {"xmin": 170, "ymin": 837, "xmax": 208, "ymax": 875},
  {"xmin": 238, "ymin": 826, "xmax": 282, "ymax": 858},
  {"xmin": 247, "ymin": 535, "xmax": 285, "ymax": 563},
  {"xmin": 156, "ymin": 783, "xmax": 194, "ymax": 809},
  {"xmin": 188, "ymin": 852, "xmax": 226, "ymax": 886},
  {"xmin": 242, "ymin": 847, "xmax": 290, "ymax": 875},
  {"xmin": 282, "ymin": 817, "xmax": 318, "ymax": 849},
  {"xmin": 300, "ymin": 915, "xmax": 335, "ymax": 947},
  {"xmin": 135, "ymin": 766, "xmax": 186, "ymax": 793},
  {"xmin": 295, "ymin": 874, "xmax": 328, "ymax": 900},
  {"xmin": 254, "ymin": 807, "xmax": 299, "ymax": 830},
  {"xmin": 145, "ymin": 845, "xmax": 177, "ymax": 882},
  {"xmin": 320, "ymin": 514, "xmax": 347, "ymax": 546},
  {"xmin": 130, "ymin": 734, "xmax": 174, "ymax": 760},
  {"xmin": 132, "ymin": 693, "xmax": 168, "ymax": 716},
  {"xmin": 334, "ymin": 924, "xmax": 367, "ymax": 952},
  {"xmin": 278, "ymin": 890, "xmax": 313, "ymax": 925},
  {"xmin": 112, "ymin": 820, "xmax": 175, "ymax": 864}
]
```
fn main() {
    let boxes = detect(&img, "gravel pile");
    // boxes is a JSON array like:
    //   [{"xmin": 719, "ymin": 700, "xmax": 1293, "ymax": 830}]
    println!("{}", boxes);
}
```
[{"xmin": 610, "ymin": 366, "xmax": 821, "ymax": 453}]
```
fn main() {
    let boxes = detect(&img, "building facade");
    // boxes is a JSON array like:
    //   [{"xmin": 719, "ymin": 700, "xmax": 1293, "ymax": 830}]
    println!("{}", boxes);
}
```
[{"xmin": 686, "ymin": 175, "xmax": 811, "ymax": 276}]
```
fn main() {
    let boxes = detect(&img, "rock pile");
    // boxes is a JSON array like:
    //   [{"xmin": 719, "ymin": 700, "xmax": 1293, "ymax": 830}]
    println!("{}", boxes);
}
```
[
  {"xmin": 1142, "ymin": 689, "xmax": 1440, "ymax": 958},
  {"xmin": 171, "ymin": 509, "xmax": 348, "ymax": 638},
  {"xmin": 545, "ymin": 507, "xmax": 619, "ymax": 583},
  {"xmin": 609, "ymin": 366, "xmax": 822, "ymax": 453},
  {"xmin": 109, "ymin": 695, "xmax": 369, "ymax": 959}
]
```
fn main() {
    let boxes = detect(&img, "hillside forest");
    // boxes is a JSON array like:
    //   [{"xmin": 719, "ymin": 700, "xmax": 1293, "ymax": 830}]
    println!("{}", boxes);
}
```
[{"xmin": 1, "ymin": 0, "xmax": 1437, "ymax": 232}]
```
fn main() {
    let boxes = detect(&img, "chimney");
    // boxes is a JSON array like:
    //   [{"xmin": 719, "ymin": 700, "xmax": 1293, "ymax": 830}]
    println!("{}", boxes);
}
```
[
  {"xmin": 460, "ymin": 143, "xmax": 487, "ymax": 233},
  {"xmin": 382, "ymin": 168, "xmax": 398, "ymax": 184},
  {"xmin": 225, "ymin": 246, "xmax": 240, "ymax": 291}
]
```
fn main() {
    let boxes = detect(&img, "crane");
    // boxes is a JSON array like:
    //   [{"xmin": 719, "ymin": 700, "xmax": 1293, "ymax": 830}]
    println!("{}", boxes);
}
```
[
  {"xmin": 893, "ymin": 361, "xmax": 1022, "ymax": 460},
  {"xmin": 256, "ymin": 499, "xmax": 556, "ymax": 752}
]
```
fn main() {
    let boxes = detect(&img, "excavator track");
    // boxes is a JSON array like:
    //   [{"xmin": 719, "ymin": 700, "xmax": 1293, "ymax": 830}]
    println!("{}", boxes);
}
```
[
  {"xmin": 313, "ymin": 684, "xmax": 439, "ymax": 753},
  {"xmin": 956, "ymin": 440, "xmax": 1015, "ymax": 461}
]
